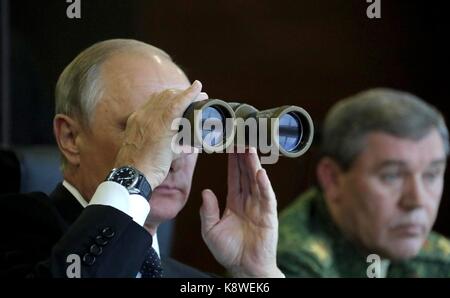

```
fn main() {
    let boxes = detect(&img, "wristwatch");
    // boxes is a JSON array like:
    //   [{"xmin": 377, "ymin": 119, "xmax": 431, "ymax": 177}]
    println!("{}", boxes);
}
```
[{"xmin": 105, "ymin": 166, "xmax": 152, "ymax": 199}]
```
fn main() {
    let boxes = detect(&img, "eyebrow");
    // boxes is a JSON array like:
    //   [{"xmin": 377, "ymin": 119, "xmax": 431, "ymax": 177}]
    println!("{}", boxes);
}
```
[
  {"xmin": 374, "ymin": 158, "xmax": 447, "ymax": 171},
  {"xmin": 375, "ymin": 160, "xmax": 407, "ymax": 171},
  {"xmin": 428, "ymin": 158, "xmax": 447, "ymax": 168}
]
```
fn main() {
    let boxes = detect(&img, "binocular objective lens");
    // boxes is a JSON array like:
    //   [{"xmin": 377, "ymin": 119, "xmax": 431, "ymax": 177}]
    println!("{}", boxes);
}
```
[
  {"xmin": 278, "ymin": 112, "xmax": 303, "ymax": 152},
  {"xmin": 201, "ymin": 106, "xmax": 225, "ymax": 147}
]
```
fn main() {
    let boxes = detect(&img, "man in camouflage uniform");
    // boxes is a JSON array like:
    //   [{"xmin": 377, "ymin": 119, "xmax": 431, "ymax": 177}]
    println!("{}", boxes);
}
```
[{"xmin": 278, "ymin": 89, "xmax": 450, "ymax": 277}]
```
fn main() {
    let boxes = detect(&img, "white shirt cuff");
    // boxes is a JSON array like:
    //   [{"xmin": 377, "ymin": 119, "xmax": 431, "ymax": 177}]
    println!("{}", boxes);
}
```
[
  {"xmin": 89, "ymin": 181, "xmax": 150, "ymax": 226},
  {"xmin": 129, "ymin": 194, "xmax": 151, "ymax": 226}
]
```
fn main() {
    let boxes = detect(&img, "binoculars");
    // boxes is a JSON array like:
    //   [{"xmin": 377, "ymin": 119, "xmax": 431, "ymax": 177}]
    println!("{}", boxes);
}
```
[{"xmin": 181, "ymin": 99, "xmax": 314, "ymax": 158}]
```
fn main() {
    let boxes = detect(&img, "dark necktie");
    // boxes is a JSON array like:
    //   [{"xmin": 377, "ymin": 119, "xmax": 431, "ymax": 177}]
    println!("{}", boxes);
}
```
[{"xmin": 140, "ymin": 246, "xmax": 163, "ymax": 278}]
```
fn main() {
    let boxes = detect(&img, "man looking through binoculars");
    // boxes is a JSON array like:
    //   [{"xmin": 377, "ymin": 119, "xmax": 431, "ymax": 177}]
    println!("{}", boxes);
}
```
[{"xmin": 0, "ymin": 39, "xmax": 286, "ymax": 278}]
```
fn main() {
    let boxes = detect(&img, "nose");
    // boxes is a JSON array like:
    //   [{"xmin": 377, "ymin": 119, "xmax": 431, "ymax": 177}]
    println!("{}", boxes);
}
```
[
  {"xmin": 399, "ymin": 175, "xmax": 427, "ymax": 210},
  {"xmin": 170, "ymin": 154, "xmax": 186, "ymax": 172}
]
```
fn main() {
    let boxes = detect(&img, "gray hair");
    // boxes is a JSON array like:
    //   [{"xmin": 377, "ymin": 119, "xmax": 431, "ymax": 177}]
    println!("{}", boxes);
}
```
[
  {"xmin": 321, "ymin": 88, "xmax": 449, "ymax": 171},
  {"xmin": 55, "ymin": 39, "xmax": 172, "ymax": 125}
]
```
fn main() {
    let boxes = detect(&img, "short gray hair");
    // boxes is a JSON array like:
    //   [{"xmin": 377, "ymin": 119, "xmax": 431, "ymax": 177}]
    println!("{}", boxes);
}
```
[
  {"xmin": 55, "ymin": 39, "xmax": 171, "ymax": 125},
  {"xmin": 321, "ymin": 88, "xmax": 449, "ymax": 171}
]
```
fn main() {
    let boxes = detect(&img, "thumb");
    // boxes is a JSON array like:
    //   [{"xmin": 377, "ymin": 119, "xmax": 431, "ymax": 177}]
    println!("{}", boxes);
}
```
[{"xmin": 200, "ymin": 189, "xmax": 220, "ymax": 235}]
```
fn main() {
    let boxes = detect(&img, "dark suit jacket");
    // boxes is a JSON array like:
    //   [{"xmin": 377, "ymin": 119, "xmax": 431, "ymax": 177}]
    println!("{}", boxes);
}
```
[{"xmin": 0, "ymin": 183, "xmax": 210, "ymax": 278}]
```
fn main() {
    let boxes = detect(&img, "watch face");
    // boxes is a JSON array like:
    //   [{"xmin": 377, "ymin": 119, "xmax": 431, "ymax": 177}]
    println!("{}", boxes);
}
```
[{"xmin": 110, "ymin": 167, "xmax": 138, "ymax": 188}]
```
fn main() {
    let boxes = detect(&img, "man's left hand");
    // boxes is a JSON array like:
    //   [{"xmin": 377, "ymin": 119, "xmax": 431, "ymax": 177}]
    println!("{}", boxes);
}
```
[{"xmin": 200, "ymin": 150, "xmax": 285, "ymax": 278}]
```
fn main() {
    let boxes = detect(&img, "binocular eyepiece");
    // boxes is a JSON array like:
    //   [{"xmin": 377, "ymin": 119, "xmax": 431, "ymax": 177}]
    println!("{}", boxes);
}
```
[{"xmin": 182, "ymin": 99, "xmax": 314, "ymax": 158}]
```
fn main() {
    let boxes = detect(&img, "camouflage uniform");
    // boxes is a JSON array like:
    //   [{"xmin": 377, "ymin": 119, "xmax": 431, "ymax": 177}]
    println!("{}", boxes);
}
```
[{"xmin": 277, "ymin": 187, "xmax": 450, "ymax": 277}]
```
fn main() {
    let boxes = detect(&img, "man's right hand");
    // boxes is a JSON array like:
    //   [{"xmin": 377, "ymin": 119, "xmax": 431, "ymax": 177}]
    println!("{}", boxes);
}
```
[{"xmin": 114, "ymin": 80, "xmax": 203, "ymax": 190}]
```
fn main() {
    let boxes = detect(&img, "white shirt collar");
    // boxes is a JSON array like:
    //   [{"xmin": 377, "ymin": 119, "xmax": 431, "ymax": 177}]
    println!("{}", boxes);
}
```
[{"xmin": 62, "ymin": 180, "xmax": 88, "ymax": 208}]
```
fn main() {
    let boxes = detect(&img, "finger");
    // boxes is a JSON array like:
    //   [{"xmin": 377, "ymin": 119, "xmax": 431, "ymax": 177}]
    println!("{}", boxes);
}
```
[
  {"xmin": 227, "ymin": 153, "xmax": 241, "ymax": 198},
  {"xmin": 200, "ymin": 189, "xmax": 221, "ymax": 235},
  {"xmin": 194, "ymin": 92, "xmax": 209, "ymax": 102},
  {"xmin": 243, "ymin": 149, "xmax": 262, "ymax": 193},
  {"xmin": 172, "ymin": 80, "xmax": 203, "ymax": 114},
  {"xmin": 183, "ymin": 80, "xmax": 202, "ymax": 98},
  {"xmin": 237, "ymin": 154, "xmax": 250, "ymax": 198},
  {"xmin": 256, "ymin": 169, "xmax": 276, "ymax": 205}
]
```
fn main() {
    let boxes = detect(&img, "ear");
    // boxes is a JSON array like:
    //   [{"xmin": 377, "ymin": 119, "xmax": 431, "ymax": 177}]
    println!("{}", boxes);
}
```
[
  {"xmin": 316, "ymin": 157, "xmax": 344, "ymax": 203},
  {"xmin": 53, "ymin": 114, "xmax": 82, "ymax": 167}
]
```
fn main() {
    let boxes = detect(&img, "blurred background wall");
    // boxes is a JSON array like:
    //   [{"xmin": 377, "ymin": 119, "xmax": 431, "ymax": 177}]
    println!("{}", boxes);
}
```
[{"xmin": 1, "ymin": 0, "xmax": 448, "ymax": 275}]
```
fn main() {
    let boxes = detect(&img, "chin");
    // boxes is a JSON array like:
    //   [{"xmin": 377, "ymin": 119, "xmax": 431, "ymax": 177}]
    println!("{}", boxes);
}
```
[
  {"xmin": 146, "ymin": 191, "xmax": 188, "ymax": 225},
  {"xmin": 382, "ymin": 238, "xmax": 425, "ymax": 261}
]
